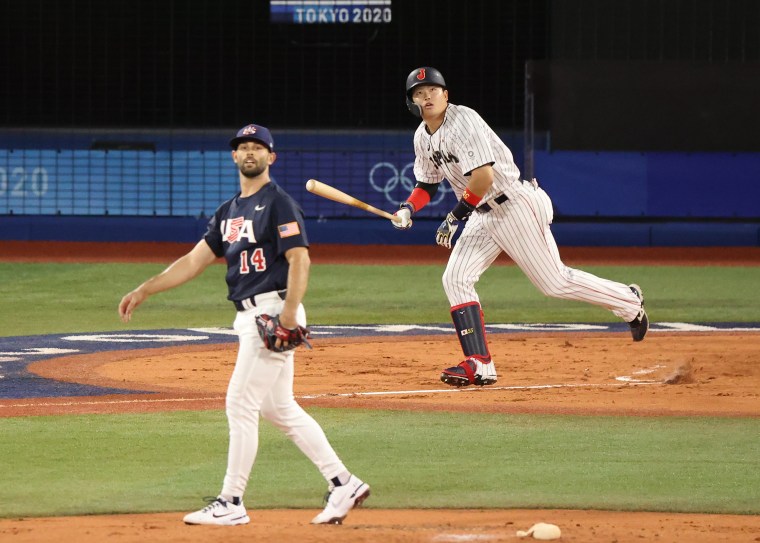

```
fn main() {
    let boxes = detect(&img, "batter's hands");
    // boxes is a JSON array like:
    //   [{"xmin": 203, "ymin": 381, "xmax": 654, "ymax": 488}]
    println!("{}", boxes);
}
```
[
  {"xmin": 118, "ymin": 288, "xmax": 148, "ymax": 323},
  {"xmin": 392, "ymin": 203, "xmax": 413, "ymax": 230},
  {"xmin": 436, "ymin": 212, "xmax": 459, "ymax": 249}
]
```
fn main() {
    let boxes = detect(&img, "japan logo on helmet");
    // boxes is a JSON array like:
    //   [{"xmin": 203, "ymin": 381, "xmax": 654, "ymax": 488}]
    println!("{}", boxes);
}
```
[{"xmin": 405, "ymin": 66, "xmax": 447, "ymax": 118}]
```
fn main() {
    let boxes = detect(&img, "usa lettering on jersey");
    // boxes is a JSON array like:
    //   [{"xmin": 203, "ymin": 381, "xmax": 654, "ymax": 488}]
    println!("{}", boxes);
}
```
[{"xmin": 221, "ymin": 217, "xmax": 257, "ymax": 243}]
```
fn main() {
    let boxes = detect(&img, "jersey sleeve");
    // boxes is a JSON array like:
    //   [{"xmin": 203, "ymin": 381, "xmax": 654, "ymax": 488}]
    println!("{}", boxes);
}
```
[
  {"xmin": 452, "ymin": 107, "xmax": 496, "ymax": 175},
  {"xmin": 203, "ymin": 203, "xmax": 227, "ymax": 258},
  {"xmin": 272, "ymin": 193, "xmax": 309, "ymax": 255}
]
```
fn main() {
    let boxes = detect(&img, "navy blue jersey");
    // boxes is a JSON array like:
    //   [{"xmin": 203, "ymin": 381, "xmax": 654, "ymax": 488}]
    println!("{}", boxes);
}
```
[{"xmin": 204, "ymin": 182, "xmax": 309, "ymax": 303}]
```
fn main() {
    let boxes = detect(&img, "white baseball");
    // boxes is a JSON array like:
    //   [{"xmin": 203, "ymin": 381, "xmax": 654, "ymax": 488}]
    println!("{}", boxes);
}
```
[{"xmin": 531, "ymin": 522, "xmax": 562, "ymax": 540}]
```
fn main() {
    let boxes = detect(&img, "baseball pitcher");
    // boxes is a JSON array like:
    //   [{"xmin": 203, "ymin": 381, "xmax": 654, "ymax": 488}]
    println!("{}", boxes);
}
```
[{"xmin": 118, "ymin": 124, "xmax": 369, "ymax": 526}]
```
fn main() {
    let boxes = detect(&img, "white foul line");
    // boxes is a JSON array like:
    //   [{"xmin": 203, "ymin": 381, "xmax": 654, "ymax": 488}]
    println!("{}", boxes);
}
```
[
  {"xmin": 298, "ymin": 381, "xmax": 658, "ymax": 399},
  {"xmin": 0, "ymin": 380, "xmax": 660, "ymax": 410}
]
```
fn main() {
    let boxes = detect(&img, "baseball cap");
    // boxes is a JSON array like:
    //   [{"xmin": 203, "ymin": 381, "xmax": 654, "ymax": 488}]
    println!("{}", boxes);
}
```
[{"xmin": 229, "ymin": 123, "xmax": 274, "ymax": 151}]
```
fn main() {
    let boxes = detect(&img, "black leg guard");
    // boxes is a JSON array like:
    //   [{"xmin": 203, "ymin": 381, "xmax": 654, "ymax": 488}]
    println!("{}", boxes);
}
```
[
  {"xmin": 441, "ymin": 302, "xmax": 497, "ymax": 387},
  {"xmin": 450, "ymin": 302, "xmax": 491, "ymax": 361}
]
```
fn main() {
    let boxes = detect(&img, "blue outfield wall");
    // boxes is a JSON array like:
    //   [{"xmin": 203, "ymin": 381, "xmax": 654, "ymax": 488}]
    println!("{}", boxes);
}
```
[
  {"xmin": 3, "ymin": 215, "xmax": 759, "ymax": 247},
  {"xmin": 534, "ymin": 150, "xmax": 760, "ymax": 218},
  {"xmin": 1, "ymin": 129, "xmax": 759, "ymax": 246}
]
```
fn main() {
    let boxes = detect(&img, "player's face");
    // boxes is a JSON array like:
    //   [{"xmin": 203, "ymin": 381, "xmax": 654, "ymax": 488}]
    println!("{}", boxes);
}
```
[
  {"xmin": 412, "ymin": 85, "xmax": 448, "ymax": 117},
  {"xmin": 232, "ymin": 141, "xmax": 275, "ymax": 179}
]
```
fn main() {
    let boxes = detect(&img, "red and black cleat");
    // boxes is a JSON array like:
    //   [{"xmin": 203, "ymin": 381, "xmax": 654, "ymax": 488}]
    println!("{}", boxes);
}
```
[{"xmin": 440, "ymin": 357, "xmax": 497, "ymax": 387}]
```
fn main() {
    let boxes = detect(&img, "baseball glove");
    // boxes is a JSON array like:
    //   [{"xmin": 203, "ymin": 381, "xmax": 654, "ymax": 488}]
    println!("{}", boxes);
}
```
[{"xmin": 256, "ymin": 313, "xmax": 312, "ymax": 352}]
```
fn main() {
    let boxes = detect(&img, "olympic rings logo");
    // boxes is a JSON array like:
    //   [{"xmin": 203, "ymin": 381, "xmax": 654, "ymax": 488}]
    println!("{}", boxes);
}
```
[{"xmin": 368, "ymin": 162, "xmax": 451, "ymax": 207}]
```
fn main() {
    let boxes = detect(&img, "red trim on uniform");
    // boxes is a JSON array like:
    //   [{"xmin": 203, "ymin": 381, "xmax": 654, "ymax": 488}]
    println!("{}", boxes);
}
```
[
  {"xmin": 406, "ymin": 187, "xmax": 431, "ymax": 212},
  {"xmin": 457, "ymin": 359, "xmax": 476, "ymax": 383},
  {"xmin": 450, "ymin": 301, "xmax": 479, "ymax": 311},
  {"xmin": 470, "ymin": 354, "xmax": 491, "ymax": 363},
  {"xmin": 479, "ymin": 308, "xmax": 491, "ymax": 359},
  {"xmin": 462, "ymin": 189, "xmax": 482, "ymax": 207}
]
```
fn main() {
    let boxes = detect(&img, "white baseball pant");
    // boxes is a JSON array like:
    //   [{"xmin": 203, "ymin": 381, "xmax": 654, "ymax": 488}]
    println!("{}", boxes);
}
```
[
  {"xmin": 221, "ymin": 294, "xmax": 346, "ymax": 499},
  {"xmin": 442, "ymin": 180, "xmax": 642, "ymax": 322}
]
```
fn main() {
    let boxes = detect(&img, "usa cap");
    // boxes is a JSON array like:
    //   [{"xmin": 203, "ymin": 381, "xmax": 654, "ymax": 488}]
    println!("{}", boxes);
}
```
[{"xmin": 229, "ymin": 124, "xmax": 274, "ymax": 151}]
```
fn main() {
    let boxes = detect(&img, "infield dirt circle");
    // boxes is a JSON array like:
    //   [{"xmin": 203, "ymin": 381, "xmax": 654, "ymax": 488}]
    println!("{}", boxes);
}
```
[{"xmin": 1, "ymin": 242, "xmax": 759, "ymax": 543}]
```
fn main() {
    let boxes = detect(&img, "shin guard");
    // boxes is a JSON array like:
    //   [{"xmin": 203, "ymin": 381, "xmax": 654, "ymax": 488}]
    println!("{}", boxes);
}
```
[{"xmin": 450, "ymin": 302, "xmax": 491, "ymax": 361}]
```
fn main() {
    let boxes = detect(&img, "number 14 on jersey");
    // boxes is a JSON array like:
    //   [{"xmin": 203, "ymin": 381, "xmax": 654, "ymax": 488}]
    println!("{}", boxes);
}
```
[{"xmin": 239, "ymin": 249, "xmax": 266, "ymax": 274}]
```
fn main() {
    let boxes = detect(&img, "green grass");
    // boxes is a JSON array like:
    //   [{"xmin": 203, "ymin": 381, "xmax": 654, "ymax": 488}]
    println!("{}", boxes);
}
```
[
  {"xmin": 3, "ymin": 260, "xmax": 759, "ymax": 519},
  {"xmin": 1, "ymin": 409, "xmax": 758, "ymax": 518},
  {"xmin": 1, "ymin": 262, "xmax": 759, "ymax": 336}
]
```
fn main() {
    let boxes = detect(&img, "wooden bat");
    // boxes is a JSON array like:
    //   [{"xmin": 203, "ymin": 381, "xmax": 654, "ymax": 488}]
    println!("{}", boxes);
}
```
[{"xmin": 305, "ymin": 179, "xmax": 401, "ymax": 223}]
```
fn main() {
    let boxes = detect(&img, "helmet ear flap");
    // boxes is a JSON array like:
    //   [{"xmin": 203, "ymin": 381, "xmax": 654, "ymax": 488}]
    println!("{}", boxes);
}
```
[
  {"xmin": 406, "ymin": 96, "xmax": 421, "ymax": 118},
  {"xmin": 405, "ymin": 67, "xmax": 446, "ymax": 118}
]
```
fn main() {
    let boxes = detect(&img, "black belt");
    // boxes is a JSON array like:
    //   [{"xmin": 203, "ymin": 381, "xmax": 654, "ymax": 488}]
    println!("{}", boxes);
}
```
[
  {"xmin": 233, "ymin": 290, "xmax": 287, "ymax": 311},
  {"xmin": 476, "ymin": 193, "xmax": 509, "ymax": 214}
]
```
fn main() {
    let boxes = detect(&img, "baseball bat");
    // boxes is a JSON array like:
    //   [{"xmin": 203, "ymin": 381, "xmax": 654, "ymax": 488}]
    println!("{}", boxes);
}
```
[{"xmin": 305, "ymin": 179, "xmax": 401, "ymax": 223}]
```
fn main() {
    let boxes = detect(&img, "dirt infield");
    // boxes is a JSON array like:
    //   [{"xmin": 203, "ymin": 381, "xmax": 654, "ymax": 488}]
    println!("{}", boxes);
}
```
[
  {"xmin": 4, "ymin": 509, "xmax": 760, "ymax": 543},
  {"xmin": 13, "ymin": 333, "xmax": 760, "ymax": 418},
  {"xmin": 2, "ymin": 242, "xmax": 759, "ymax": 542}
]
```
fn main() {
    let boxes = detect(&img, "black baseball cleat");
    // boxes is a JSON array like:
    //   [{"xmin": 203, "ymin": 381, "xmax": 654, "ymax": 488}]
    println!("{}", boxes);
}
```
[
  {"xmin": 628, "ymin": 284, "xmax": 649, "ymax": 342},
  {"xmin": 440, "ymin": 358, "xmax": 498, "ymax": 387}
]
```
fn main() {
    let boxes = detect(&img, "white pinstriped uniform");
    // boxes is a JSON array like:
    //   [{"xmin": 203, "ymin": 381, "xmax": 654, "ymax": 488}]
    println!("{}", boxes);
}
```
[{"xmin": 413, "ymin": 103, "xmax": 641, "ymax": 322}]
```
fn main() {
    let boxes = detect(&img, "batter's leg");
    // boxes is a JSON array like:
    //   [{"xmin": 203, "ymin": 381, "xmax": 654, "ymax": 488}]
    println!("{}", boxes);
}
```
[
  {"xmin": 440, "ymin": 301, "xmax": 498, "ymax": 387},
  {"xmin": 441, "ymin": 216, "xmax": 502, "ymax": 306},
  {"xmin": 440, "ymin": 218, "xmax": 502, "ymax": 386},
  {"xmin": 486, "ymin": 184, "xmax": 646, "ymax": 335}
]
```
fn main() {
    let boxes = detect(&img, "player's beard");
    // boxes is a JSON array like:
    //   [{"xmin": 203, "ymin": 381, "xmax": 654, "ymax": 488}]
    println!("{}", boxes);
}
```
[{"xmin": 239, "ymin": 158, "xmax": 267, "ymax": 179}]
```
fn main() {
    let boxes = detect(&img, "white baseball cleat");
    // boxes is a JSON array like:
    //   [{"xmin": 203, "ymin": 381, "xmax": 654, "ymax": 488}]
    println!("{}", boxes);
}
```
[
  {"xmin": 311, "ymin": 475, "xmax": 371, "ymax": 525},
  {"xmin": 183, "ymin": 496, "xmax": 250, "ymax": 526}
]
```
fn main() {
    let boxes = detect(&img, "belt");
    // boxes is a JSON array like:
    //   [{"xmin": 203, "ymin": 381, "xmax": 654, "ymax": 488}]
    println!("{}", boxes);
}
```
[
  {"xmin": 233, "ymin": 290, "xmax": 287, "ymax": 311},
  {"xmin": 476, "ymin": 193, "xmax": 509, "ymax": 214}
]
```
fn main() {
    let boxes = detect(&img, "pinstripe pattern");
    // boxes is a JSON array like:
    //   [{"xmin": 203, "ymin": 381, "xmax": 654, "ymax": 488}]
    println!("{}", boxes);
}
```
[
  {"xmin": 418, "ymin": 105, "xmax": 643, "ymax": 323},
  {"xmin": 443, "ymin": 182, "xmax": 641, "ymax": 321},
  {"xmin": 413, "ymin": 104, "xmax": 521, "ymax": 201}
]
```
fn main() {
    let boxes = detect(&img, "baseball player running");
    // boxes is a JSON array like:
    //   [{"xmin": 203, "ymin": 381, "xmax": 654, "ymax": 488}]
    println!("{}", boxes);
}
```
[
  {"xmin": 392, "ymin": 67, "xmax": 649, "ymax": 388},
  {"xmin": 118, "ymin": 124, "xmax": 369, "ymax": 526}
]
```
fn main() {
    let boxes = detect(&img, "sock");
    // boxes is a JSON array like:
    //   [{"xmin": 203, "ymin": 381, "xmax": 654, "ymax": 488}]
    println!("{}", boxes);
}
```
[
  {"xmin": 219, "ymin": 494, "xmax": 241, "ymax": 505},
  {"xmin": 330, "ymin": 471, "xmax": 351, "ymax": 487}
]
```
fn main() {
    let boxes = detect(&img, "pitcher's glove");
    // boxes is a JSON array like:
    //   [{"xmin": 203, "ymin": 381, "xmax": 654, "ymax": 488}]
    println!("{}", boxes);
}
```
[{"xmin": 256, "ymin": 314, "xmax": 312, "ymax": 352}]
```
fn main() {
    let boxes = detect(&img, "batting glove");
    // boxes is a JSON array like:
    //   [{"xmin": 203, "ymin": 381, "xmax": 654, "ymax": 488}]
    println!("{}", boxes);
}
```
[
  {"xmin": 392, "ymin": 203, "xmax": 413, "ymax": 230},
  {"xmin": 435, "ymin": 213, "xmax": 459, "ymax": 249}
]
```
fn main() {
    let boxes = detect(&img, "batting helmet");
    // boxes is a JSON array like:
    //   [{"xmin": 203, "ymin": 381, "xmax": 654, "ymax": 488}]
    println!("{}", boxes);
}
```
[{"xmin": 405, "ymin": 67, "xmax": 447, "ymax": 118}]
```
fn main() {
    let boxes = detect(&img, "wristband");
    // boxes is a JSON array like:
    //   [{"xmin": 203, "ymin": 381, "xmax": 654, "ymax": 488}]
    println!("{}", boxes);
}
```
[
  {"xmin": 399, "ymin": 202, "xmax": 415, "ymax": 215},
  {"xmin": 450, "ymin": 198, "xmax": 477, "ymax": 221},
  {"xmin": 462, "ymin": 189, "xmax": 482, "ymax": 207},
  {"xmin": 406, "ymin": 187, "xmax": 431, "ymax": 213}
]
